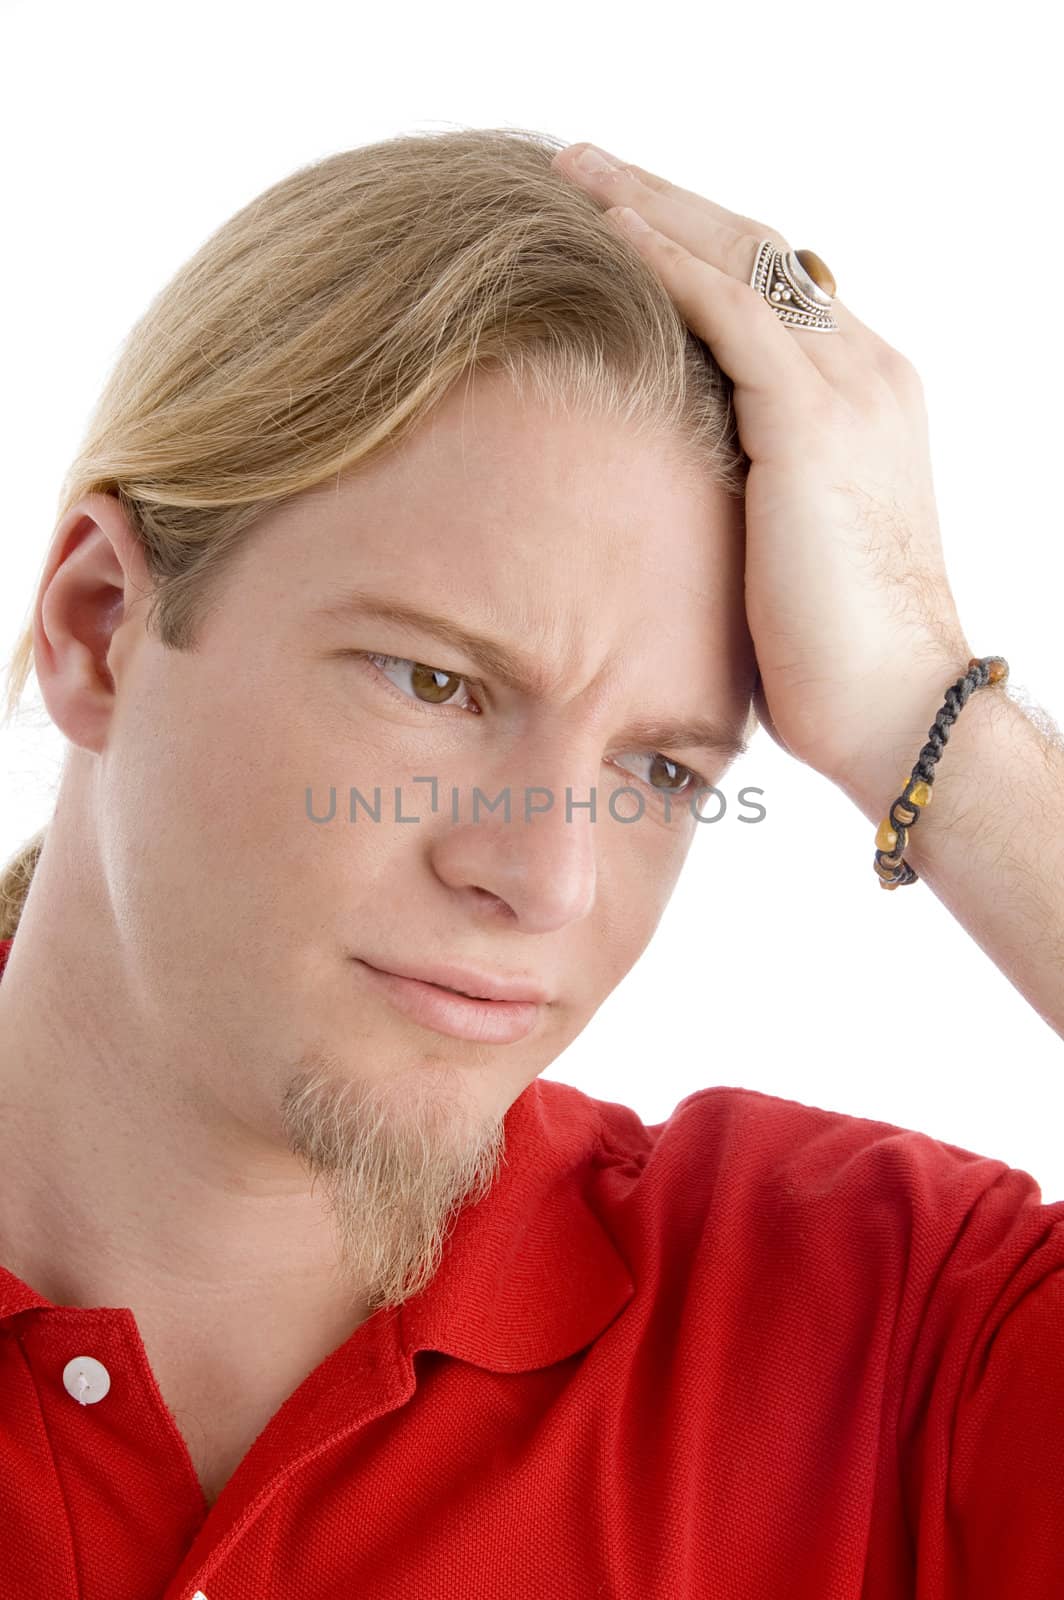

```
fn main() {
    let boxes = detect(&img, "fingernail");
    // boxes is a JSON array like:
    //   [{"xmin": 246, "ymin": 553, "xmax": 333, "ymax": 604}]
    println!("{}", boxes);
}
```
[{"xmin": 571, "ymin": 144, "xmax": 621, "ymax": 176}]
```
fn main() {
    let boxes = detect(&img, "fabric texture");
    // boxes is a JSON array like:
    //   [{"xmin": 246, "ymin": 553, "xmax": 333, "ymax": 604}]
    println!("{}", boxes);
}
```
[{"xmin": 1, "ymin": 932, "xmax": 1061, "ymax": 1598}]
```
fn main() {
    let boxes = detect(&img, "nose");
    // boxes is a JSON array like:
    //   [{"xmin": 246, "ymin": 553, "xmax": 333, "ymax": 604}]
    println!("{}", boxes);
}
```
[{"xmin": 427, "ymin": 744, "xmax": 601, "ymax": 933}]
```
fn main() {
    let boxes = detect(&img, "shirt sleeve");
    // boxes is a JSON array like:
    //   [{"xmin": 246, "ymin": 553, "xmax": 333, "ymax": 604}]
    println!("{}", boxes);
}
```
[
  {"xmin": 899, "ymin": 1167, "xmax": 1064, "ymax": 1597},
  {"xmin": 944, "ymin": 1264, "xmax": 1064, "ymax": 1594}
]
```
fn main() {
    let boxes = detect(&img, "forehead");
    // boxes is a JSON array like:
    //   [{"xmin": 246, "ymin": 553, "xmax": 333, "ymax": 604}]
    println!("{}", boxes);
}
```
[
  {"xmin": 244, "ymin": 373, "xmax": 754, "ymax": 730},
  {"xmin": 294, "ymin": 374, "xmax": 744, "ymax": 620}
]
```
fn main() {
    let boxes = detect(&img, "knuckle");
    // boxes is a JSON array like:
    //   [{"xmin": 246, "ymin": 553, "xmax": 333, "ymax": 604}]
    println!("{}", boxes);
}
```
[
  {"xmin": 738, "ymin": 228, "xmax": 788, "ymax": 281},
  {"xmin": 656, "ymin": 230, "xmax": 689, "ymax": 261},
  {"xmin": 875, "ymin": 341, "xmax": 923, "ymax": 394},
  {"xmin": 850, "ymin": 369, "xmax": 900, "ymax": 416},
  {"xmin": 744, "ymin": 223, "xmax": 788, "ymax": 253},
  {"xmin": 817, "ymin": 388, "xmax": 858, "ymax": 441},
  {"xmin": 623, "ymin": 163, "xmax": 671, "ymax": 195}
]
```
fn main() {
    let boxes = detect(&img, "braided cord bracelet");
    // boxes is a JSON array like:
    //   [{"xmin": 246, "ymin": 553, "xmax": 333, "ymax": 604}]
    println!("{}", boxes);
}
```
[{"xmin": 874, "ymin": 655, "xmax": 1010, "ymax": 890}]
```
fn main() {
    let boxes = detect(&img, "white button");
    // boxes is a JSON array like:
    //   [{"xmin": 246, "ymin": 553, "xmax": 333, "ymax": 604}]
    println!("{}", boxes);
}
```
[{"xmin": 62, "ymin": 1355, "xmax": 111, "ymax": 1405}]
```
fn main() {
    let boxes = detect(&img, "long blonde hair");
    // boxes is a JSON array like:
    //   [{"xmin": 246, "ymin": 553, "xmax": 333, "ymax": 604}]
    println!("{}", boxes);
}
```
[{"xmin": 0, "ymin": 124, "xmax": 748, "ymax": 943}]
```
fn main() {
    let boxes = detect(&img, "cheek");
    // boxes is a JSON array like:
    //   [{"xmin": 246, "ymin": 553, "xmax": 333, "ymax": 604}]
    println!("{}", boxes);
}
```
[
  {"xmin": 114, "ymin": 669, "xmax": 302, "ymax": 900},
  {"xmin": 591, "ymin": 832, "xmax": 690, "ymax": 982},
  {"xmin": 95, "ymin": 706, "xmax": 243, "ymax": 961},
  {"xmin": 237, "ymin": 687, "xmax": 424, "ymax": 924}
]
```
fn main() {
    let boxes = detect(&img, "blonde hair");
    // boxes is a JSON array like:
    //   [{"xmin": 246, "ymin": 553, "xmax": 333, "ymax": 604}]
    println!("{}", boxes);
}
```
[{"xmin": 0, "ymin": 124, "xmax": 749, "ymax": 943}]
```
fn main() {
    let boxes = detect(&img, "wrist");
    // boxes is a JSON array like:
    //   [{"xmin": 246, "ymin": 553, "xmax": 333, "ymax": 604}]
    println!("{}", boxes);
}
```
[{"xmin": 833, "ymin": 651, "xmax": 982, "ymax": 828}]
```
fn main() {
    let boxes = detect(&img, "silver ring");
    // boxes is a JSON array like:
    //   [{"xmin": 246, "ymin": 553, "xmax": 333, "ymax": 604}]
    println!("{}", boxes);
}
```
[{"xmin": 749, "ymin": 240, "xmax": 839, "ymax": 334}]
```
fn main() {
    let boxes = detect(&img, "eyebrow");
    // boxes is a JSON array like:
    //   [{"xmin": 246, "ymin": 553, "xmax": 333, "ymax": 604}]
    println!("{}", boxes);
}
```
[{"xmin": 316, "ymin": 587, "xmax": 750, "ymax": 761}]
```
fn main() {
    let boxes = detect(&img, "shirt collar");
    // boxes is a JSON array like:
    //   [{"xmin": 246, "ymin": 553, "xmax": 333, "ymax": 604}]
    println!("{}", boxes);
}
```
[{"xmin": 400, "ymin": 1075, "xmax": 637, "ymax": 1371}]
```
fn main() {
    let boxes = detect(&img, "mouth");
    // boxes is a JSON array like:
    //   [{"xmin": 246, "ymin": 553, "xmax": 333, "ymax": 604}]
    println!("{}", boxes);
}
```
[
  {"xmin": 352, "ymin": 959, "xmax": 545, "ymax": 1045},
  {"xmin": 356, "ymin": 957, "xmax": 548, "ymax": 1006}
]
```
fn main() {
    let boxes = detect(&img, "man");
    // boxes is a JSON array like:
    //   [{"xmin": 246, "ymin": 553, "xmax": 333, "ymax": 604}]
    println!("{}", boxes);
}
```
[
  {"xmin": 0, "ymin": 351, "xmax": 758, "ymax": 1498},
  {"xmin": 1, "ymin": 145, "xmax": 1062, "ymax": 1598}
]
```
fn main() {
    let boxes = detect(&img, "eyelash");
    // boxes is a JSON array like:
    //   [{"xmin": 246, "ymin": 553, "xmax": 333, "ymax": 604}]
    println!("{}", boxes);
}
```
[{"xmin": 353, "ymin": 651, "xmax": 710, "ymax": 804}]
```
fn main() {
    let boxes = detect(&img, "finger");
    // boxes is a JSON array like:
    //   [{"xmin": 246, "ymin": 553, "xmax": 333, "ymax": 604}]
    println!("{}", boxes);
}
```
[
  {"xmin": 554, "ymin": 144, "xmax": 759, "ymax": 234},
  {"xmin": 601, "ymin": 204, "xmax": 823, "ymax": 408},
  {"xmin": 554, "ymin": 144, "xmax": 793, "ymax": 289},
  {"xmin": 552, "ymin": 146, "xmax": 875, "ymax": 386}
]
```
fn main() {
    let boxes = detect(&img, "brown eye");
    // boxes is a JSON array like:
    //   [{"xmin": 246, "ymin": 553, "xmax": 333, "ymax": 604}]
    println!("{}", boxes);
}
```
[
  {"xmin": 647, "ymin": 755, "xmax": 693, "ymax": 792},
  {"xmin": 410, "ymin": 662, "xmax": 462, "ymax": 703},
  {"xmin": 362, "ymin": 653, "xmax": 479, "ymax": 713},
  {"xmin": 609, "ymin": 749, "xmax": 701, "ymax": 802}
]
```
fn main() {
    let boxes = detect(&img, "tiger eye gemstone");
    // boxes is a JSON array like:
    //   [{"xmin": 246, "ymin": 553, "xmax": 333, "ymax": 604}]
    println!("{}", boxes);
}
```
[
  {"xmin": 968, "ymin": 656, "xmax": 1009, "ymax": 684},
  {"xmin": 875, "ymin": 818, "xmax": 898, "ymax": 852},
  {"xmin": 795, "ymin": 249, "xmax": 836, "ymax": 297}
]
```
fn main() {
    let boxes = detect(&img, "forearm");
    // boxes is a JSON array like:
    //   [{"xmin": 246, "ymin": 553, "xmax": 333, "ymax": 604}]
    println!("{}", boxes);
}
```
[{"xmin": 839, "ymin": 674, "xmax": 1064, "ymax": 1040}]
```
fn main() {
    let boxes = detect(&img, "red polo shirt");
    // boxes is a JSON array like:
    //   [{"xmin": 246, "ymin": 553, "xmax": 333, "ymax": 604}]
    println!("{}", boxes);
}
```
[{"xmin": 1, "ymin": 930, "xmax": 1062, "ymax": 1598}]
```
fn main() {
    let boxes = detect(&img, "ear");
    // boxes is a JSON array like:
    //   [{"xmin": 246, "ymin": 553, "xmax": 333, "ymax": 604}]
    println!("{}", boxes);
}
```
[{"xmin": 33, "ymin": 493, "xmax": 152, "ymax": 755}]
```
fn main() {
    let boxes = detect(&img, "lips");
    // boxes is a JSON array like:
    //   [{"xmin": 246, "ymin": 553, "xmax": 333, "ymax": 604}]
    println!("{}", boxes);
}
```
[
  {"xmin": 358, "ymin": 958, "xmax": 549, "ymax": 1006},
  {"xmin": 352, "ymin": 959, "xmax": 545, "ymax": 1044}
]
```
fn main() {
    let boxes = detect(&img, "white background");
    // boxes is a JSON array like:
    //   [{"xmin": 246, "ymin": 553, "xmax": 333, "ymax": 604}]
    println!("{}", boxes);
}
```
[{"xmin": 2, "ymin": 0, "xmax": 1061, "ymax": 1195}]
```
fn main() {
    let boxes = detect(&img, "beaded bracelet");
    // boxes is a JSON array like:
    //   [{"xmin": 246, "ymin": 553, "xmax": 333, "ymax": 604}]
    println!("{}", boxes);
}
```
[{"xmin": 873, "ymin": 655, "xmax": 1009, "ymax": 890}]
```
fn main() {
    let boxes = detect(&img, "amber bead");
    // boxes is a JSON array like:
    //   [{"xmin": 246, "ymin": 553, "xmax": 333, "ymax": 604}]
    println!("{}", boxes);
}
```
[
  {"xmin": 968, "ymin": 656, "xmax": 1009, "ymax": 684},
  {"xmin": 908, "ymin": 780, "xmax": 932, "ymax": 808},
  {"xmin": 795, "ymin": 248, "xmax": 836, "ymax": 297},
  {"xmin": 875, "ymin": 818, "xmax": 898, "ymax": 852}
]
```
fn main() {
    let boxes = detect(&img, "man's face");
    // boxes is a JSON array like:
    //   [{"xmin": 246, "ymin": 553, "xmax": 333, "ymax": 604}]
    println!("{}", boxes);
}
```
[{"xmin": 76, "ymin": 368, "xmax": 755, "ymax": 1315}]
